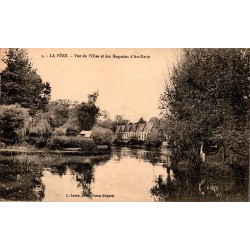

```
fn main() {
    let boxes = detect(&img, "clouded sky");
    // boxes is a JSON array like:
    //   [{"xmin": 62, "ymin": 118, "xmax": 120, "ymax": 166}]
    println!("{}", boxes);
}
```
[{"xmin": 0, "ymin": 48, "xmax": 180, "ymax": 122}]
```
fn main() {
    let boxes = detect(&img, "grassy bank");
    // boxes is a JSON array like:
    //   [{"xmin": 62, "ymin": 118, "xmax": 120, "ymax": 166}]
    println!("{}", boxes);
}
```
[{"xmin": 0, "ymin": 135, "xmax": 111, "ymax": 156}]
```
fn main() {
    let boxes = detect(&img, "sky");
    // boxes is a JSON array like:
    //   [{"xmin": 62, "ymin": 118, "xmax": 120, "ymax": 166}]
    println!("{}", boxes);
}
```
[{"xmin": 0, "ymin": 48, "xmax": 180, "ymax": 122}]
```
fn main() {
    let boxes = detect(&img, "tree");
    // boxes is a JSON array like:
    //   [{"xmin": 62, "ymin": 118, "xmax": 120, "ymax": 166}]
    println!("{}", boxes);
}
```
[
  {"xmin": 138, "ymin": 117, "xmax": 146, "ymax": 123},
  {"xmin": 28, "ymin": 112, "xmax": 52, "ymax": 137},
  {"xmin": 148, "ymin": 117, "xmax": 160, "ymax": 128},
  {"xmin": 0, "ymin": 104, "xmax": 29, "ymax": 144},
  {"xmin": 147, "ymin": 130, "xmax": 162, "ymax": 147},
  {"xmin": 92, "ymin": 126, "xmax": 114, "ymax": 145},
  {"xmin": 114, "ymin": 115, "xmax": 129, "ymax": 126},
  {"xmin": 46, "ymin": 99, "xmax": 71, "ymax": 128},
  {"xmin": 96, "ymin": 110, "xmax": 114, "ymax": 130},
  {"xmin": 160, "ymin": 49, "xmax": 250, "ymax": 164},
  {"xmin": 0, "ymin": 49, "xmax": 51, "ymax": 114},
  {"xmin": 77, "ymin": 91, "xmax": 100, "ymax": 130}
]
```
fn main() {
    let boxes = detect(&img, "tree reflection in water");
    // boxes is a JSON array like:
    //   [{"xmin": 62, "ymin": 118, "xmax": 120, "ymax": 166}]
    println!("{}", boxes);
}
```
[
  {"xmin": 46, "ymin": 155, "xmax": 111, "ymax": 199},
  {"xmin": 0, "ymin": 157, "xmax": 44, "ymax": 201},
  {"xmin": 72, "ymin": 162, "xmax": 94, "ymax": 198},
  {"xmin": 0, "ymin": 149, "xmax": 248, "ymax": 202},
  {"xmin": 151, "ymin": 164, "xmax": 248, "ymax": 202}
]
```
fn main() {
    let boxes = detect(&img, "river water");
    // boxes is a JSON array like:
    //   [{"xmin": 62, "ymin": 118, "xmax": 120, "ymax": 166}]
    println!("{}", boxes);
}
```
[{"xmin": 0, "ymin": 147, "xmax": 248, "ymax": 201}]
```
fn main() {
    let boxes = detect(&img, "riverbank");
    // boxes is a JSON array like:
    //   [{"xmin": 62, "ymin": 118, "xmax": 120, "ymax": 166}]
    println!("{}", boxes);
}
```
[{"xmin": 0, "ymin": 145, "xmax": 111, "ymax": 156}]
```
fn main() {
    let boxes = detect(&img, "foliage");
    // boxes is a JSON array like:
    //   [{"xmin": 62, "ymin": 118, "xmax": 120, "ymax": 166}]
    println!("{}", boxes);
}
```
[
  {"xmin": 46, "ymin": 100, "xmax": 71, "ymax": 128},
  {"xmin": 92, "ymin": 126, "xmax": 114, "ymax": 145},
  {"xmin": 77, "ymin": 91, "xmax": 100, "ymax": 130},
  {"xmin": 52, "ymin": 126, "xmax": 67, "ymax": 136},
  {"xmin": 129, "ymin": 135, "xmax": 144, "ymax": 146},
  {"xmin": 97, "ymin": 118, "xmax": 114, "ymax": 130},
  {"xmin": 114, "ymin": 115, "xmax": 130, "ymax": 126},
  {"xmin": 146, "ymin": 130, "xmax": 163, "ymax": 147},
  {"xmin": 138, "ymin": 117, "xmax": 146, "ymax": 123},
  {"xmin": 47, "ymin": 136, "xmax": 95, "ymax": 150},
  {"xmin": 28, "ymin": 112, "xmax": 52, "ymax": 137},
  {"xmin": 160, "ymin": 49, "xmax": 250, "ymax": 163},
  {"xmin": 25, "ymin": 136, "xmax": 49, "ymax": 148},
  {"xmin": 148, "ymin": 117, "xmax": 161, "ymax": 128},
  {"xmin": 0, "ymin": 49, "xmax": 51, "ymax": 114},
  {"xmin": 96, "ymin": 111, "xmax": 114, "ymax": 130},
  {"xmin": 66, "ymin": 127, "xmax": 79, "ymax": 136},
  {"xmin": 0, "ymin": 104, "xmax": 29, "ymax": 144}
]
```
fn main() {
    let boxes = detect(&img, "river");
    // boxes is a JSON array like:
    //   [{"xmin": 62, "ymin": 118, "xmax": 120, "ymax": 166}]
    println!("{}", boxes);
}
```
[{"xmin": 0, "ymin": 147, "xmax": 248, "ymax": 201}]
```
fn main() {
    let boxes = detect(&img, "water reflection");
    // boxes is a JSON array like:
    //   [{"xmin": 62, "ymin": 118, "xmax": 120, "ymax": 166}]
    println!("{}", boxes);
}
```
[
  {"xmin": 0, "ymin": 148, "xmax": 248, "ymax": 201},
  {"xmin": 151, "ymin": 165, "xmax": 248, "ymax": 202},
  {"xmin": 0, "ymin": 155, "xmax": 44, "ymax": 201}
]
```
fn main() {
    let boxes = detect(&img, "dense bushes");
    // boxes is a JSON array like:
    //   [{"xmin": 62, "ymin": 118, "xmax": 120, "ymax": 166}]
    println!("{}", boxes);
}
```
[
  {"xmin": 0, "ymin": 104, "xmax": 29, "ymax": 145},
  {"xmin": 66, "ymin": 128, "xmax": 78, "ymax": 136},
  {"xmin": 92, "ymin": 126, "xmax": 114, "ymax": 145},
  {"xmin": 52, "ymin": 126, "xmax": 66, "ymax": 136},
  {"xmin": 47, "ymin": 136, "xmax": 95, "ymax": 150},
  {"xmin": 25, "ymin": 136, "xmax": 49, "ymax": 148}
]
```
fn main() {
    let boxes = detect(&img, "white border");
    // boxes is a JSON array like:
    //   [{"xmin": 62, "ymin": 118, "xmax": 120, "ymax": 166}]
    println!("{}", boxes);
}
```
[{"xmin": 1, "ymin": 1, "xmax": 250, "ymax": 250}]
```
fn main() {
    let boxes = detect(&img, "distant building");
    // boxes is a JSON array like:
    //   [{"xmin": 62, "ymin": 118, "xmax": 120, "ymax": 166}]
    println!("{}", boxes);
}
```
[
  {"xmin": 135, "ymin": 123, "xmax": 146, "ymax": 140},
  {"xmin": 123, "ymin": 124, "xmax": 132, "ymax": 140},
  {"xmin": 116, "ymin": 122, "xmax": 155, "ymax": 141},
  {"xmin": 80, "ymin": 130, "xmax": 92, "ymax": 138}
]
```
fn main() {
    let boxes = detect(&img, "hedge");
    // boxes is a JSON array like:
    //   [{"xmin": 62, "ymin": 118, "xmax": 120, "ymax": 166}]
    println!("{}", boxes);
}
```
[{"xmin": 47, "ymin": 136, "xmax": 95, "ymax": 151}]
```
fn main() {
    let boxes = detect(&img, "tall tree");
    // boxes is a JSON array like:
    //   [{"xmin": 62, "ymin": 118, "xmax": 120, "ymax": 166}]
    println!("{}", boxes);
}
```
[
  {"xmin": 0, "ymin": 49, "xmax": 51, "ymax": 114},
  {"xmin": 114, "ymin": 115, "xmax": 129, "ymax": 126},
  {"xmin": 138, "ymin": 117, "xmax": 146, "ymax": 123},
  {"xmin": 160, "ymin": 49, "xmax": 250, "ymax": 162},
  {"xmin": 46, "ymin": 99, "xmax": 71, "ymax": 128},
  {"xmin": 0, "ymin": 104, "xmax": 29, "ymax": 144},
  {"xmin": 77, "ymin": 91, "xmax": 100, "ymax": 130}
]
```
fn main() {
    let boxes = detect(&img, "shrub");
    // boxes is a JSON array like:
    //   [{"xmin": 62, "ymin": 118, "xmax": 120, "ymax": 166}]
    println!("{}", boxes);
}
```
[
  {"xmin": 92, "ymin": 127, "xmax": 114, "ymax": 145},
  {"xmin": 146, "ymin": 130, "xmax": 163, "ymax": 148},
  {"xmin": 0, "ymin": 104, "xmax": 29, "ymax": 145},
  {"xmin": 52, "ymin": 126, "xmax": 67, "ymax": 136},
  {"xmin": 47, "ymin": 136, "xmax": 95, "ymax": 151},
  {"xmin": 25, "ymin": 136, "xmax": 48, "ymax": 148},
  {"xmin": 66, "ymin": 128, "xmax": 78, "ymax": 136},
  {"xmin": 29, "ymin": 123, "xmax": 51, "ymax": 137},
  {"xmin": 129, "ymin": 138, "xmax": 144, "ymax": 146}
]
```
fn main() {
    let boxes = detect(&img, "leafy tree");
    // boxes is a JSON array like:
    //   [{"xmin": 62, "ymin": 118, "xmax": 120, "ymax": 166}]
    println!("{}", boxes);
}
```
[
  {"xmin": 92, "ymin": 126, "xmax": 114, "ymax": 145},
  {"xmin": 28, "ymin": 112, "xmax": 52, "ymax": 137},
  {"xmin": 46, "ymin": 99, "xmax": 71, "ymax": 128},
  {"xmin": 97, "ymin": 118, "xmax": 114, "ymax": 130},
  {"xmin": 0, "ymin": 49, "xmax": 51, "ymax": 114},
  {"xmin": 148, "ymin": 117, "xmax": 160, "ymax": 128},
  {"xmin": 66, "ymin": 127, "xmax": 78, "ymax": 136},
  {"xmin": 160, "ymin": 49, "xmax": 250, "ymax": 164},
  {"xmin": 146, "ymin": 130, "xmax": 162, "ymax": 147},
  {"xmin": 114, "ymin": 115, "xmax": 129, "ymax": 126},
  {"xmin": 138, "ymin": 117, "xmax": 146, "ymax": 123},
  {"xmin": 0, "ymin": 104, "xmax": 29, "ymax": 144},
  {"xmin": 96, "ymin": 110, "xmax": 114, "ymax": 130},
  {"xmin": 77, "ymin": 91, "xmax": 100, "ymax": 130},
  {"xmin": 52, "ymin": 126, "xmax": 67, "ymax": 136}
]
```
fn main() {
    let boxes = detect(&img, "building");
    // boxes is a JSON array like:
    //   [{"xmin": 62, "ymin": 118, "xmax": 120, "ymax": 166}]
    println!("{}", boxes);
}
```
[
  {"xmin": 80, "ymin": 130, "xmax": 92, "ymax": 138},
  {"xmin": 116, "ymin": 122, "xmax": 155, "ymax": 141},
  {"xmin": 123, "ymin": 124, "xmax": 132, "ymax": 140},
  {"xmin": 143, "ymin": 122, "xmax": 154, "ymax": 140},
  {"xmin": 135, "ymin": 123, "xmax": 146, "ymax": 140}
]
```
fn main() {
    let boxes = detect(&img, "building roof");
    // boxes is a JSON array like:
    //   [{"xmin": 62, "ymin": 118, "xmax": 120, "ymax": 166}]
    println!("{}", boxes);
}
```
[
  {"xmin": 125, "ymin": 124, "xmax": 132, "ymax": 132},
  {"xmin": 130, "ymin": 123, "xmax": 138, "ymax": 132},
  {"xmin": 115, "ymin": 125, "xmax": 121, "ymax": 133},
  {"xmin": 80, "ymin": 130, "xmax": 92, "ymax": 137},
  {"xmin": 136, "ymin": 123, "xmax": 146, "ymax": 132},
  {"xmin": 143, "ymin": 122, "xmax": 154, "ymax": 133},
  {"xmin": 120, "ymin": 125, "xmax": 126, "ymax": 132}
]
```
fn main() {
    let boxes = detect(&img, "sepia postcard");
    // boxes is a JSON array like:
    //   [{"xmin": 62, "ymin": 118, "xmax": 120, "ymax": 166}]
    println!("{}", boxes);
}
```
[{"xmin": 0, "ymin": 48, "xmax": 249, "ymax": 202}]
